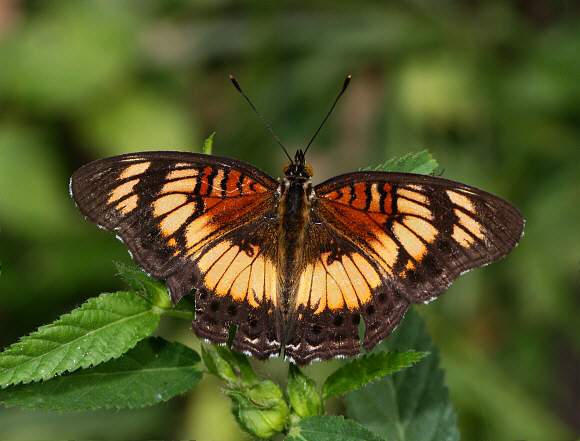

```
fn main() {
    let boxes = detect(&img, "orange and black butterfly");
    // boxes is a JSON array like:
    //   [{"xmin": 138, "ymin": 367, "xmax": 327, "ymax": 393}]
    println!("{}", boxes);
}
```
[{"xmin": 70, "ymin": 79, "xmax": 524, "ymax": 365}]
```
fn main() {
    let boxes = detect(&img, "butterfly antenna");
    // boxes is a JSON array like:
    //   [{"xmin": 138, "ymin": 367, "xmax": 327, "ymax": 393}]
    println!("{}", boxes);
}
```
[
  {"xmin": 230, "ymin": 75, "xmax": 293, "ymax": 162},
  {"xmin": 303, "ymin": 74, "xmax": 352, "ymax": 155}
]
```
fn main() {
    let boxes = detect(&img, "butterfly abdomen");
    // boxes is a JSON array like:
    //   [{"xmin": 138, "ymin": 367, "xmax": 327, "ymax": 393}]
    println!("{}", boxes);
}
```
[{"xmin": 277, "ymin": 178, "xmax": 313, "ymax": 313}]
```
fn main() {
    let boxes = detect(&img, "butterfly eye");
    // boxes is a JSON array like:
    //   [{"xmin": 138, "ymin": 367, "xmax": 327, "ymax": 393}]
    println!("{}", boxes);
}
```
[
  {"xmin": 283, "ymin": 162, "xmax": 292, "ymax": 174},
  {"xmin": 303, "ymin": 164, "xmax": 313, "ymax": 177}
]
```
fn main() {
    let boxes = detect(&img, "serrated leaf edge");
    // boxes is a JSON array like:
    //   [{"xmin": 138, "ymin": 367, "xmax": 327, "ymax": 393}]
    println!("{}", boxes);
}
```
[
  {"xmin": 0, "ymin": 292, "xmax": 160, "ymax": 387},
  {"xmin": 322, "ymin": 351, "xmax": 429, "ymax": 399}
]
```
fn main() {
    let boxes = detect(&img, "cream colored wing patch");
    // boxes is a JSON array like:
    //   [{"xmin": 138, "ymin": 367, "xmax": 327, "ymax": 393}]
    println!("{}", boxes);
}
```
[
  {"xmin": 295, "ymin": 251, "xmax": 380, "ymax": 314},
  {"xmin": 194, "ymin": 240, "xmax": 278, "ymax": 308},
  {"xmin": 446, "ymin": 189, "xmax": 485, "ymax": 246}
]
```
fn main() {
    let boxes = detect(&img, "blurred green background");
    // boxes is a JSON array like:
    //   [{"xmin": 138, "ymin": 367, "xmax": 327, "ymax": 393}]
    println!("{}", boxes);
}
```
[{"xmin": 0, "ymin": 1, "xmax": 578, "ymax": 439}]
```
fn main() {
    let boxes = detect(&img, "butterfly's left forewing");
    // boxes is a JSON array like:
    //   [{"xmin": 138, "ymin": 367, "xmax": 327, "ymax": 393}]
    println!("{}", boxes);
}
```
[
  {"xmin": 71, "ymin": 151, "xmax": 283, "ymax": 359},
  {"xmin": 314, "ymin": 171, "xmax": 524, "ymax": 301}
]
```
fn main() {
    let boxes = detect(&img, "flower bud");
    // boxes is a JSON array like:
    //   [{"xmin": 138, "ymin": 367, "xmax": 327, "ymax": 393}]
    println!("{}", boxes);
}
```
[
  {"xmin": 228, "ymin": 380, "xmax": 289, "ymax": 438},
  {"xmin": 286, "ymin": 364, "xmax": 322, "ymax": 418}
]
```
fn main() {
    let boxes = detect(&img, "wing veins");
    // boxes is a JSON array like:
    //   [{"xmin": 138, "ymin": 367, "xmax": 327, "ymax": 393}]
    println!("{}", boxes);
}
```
[
  {"xmin": 323, "ymin": 255, "xmax": 364, "ymax": 311},
  {"xmin": 396, "ymin": 220, "xmax": 429, "ymax": 266},
  {"xmin": 227, "ymin": 252, "xmax": 260, "ymax": 297},
  {"xmin": 347, "ymin": 254, "xmax": 375, "ymax": 294},
  {"xmin": 341, "ymin": 255, "xmax": 367, "ymax": 308}
]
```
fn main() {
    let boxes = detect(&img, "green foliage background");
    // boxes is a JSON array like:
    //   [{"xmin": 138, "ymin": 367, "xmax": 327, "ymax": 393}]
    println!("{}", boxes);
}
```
[{"xmin": 0, "ymin": 1, "xmax": 577, "ymax": 439}]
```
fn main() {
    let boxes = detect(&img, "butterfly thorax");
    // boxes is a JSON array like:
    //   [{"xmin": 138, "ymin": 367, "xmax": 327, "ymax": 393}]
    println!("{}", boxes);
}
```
[{"xmin": 277, "ymin": 150, "xmax": 314, "ymax": 314}]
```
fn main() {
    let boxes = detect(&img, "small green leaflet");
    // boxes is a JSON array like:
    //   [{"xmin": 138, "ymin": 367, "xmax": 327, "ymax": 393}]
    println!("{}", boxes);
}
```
[
  {"xmin": 0, "ymin": 291, "xmax": 161, "ymax": 388},
  {"xmin": 201, "ymin": 344, "xmax": 261, "ymax": 387},
  {"xmin": 364, "ymin": 150, "xmax": 438, "ymax": 175},
  {"xmin": 321, "ymin": 351, "xmax": 429, "ymax": 400},
  {"xmin": 203, "ymin": 133, "xmax": 215, "ymax": 155},
  {"xmin": 344, "ymin": 308, "xmax": 459, "ymax": 441},
  {"xmin": 287, "ymin": 364, "xmax": 322, "ymax": 418},
  {"xmin": 0, "ymin": 337, "xmax": 203, "ymax": 411},
  {"xmin": 286, "ymin": 415, "xmax": 386, "ymax": 441},
  {"xmin": 116, "ymin": 262, "xmax": 172, "ymax": 309}
]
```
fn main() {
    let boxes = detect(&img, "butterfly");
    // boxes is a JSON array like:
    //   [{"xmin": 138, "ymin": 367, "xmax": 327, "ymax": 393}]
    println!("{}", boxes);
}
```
[
  {"xmin": 70, "ymin": 145, "xmax": 524, "ymax": 364},
  {"xmin": 71, "ymin": 76, "xmax": 523, "ymax": 364}
]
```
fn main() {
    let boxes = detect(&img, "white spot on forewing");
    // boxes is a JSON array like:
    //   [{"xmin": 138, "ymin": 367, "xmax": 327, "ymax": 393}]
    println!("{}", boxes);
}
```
[
  {"xmin": 108, "ymin": 179, "xmax": 140, "ymax": 204},
  {"xmin": 167, "ymin": 168, "xmax": 199, "ymax": 180},
  {"xmin": 402, "ymin": 216, "xmax": 438, "ymax": 243},
  {"xmin": 159, "ymin": 203, "xmax": 195, "ymax": 236},
  {"xmin": 161, "ymin": 178, "xmax": 197, "ymax": 194},
  {"xmin": 369, "ymin": 183, "xmax": 381, "ymax": 212},
  {"xmin": 153, "ymin": 194, "xmax": 188, "ymax": 217},
  {"xmin": 393, "ymin": 221, "xmax": 427, "ymax": 261},
  {"xmin": 116, "ymin": 194, "xmax": 139, "ymax": 214},
  {"xmin": 452, "ymin": 224, "xmax": 476, "ymax": 247}
]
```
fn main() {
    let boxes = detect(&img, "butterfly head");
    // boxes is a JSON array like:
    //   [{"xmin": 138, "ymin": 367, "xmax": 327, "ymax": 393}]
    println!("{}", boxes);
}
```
[{"xmin": 283, "ymin": 149, "xmax": 313, "ymax": 181}]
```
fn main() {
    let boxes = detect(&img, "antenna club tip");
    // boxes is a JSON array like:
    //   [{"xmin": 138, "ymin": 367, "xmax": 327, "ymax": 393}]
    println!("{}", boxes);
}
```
[
  {"xmin": 341, "ymin": 75, "xmax": 352, "ymax": 92},
  {"xmin": 229, "ymin": 75, "xmax": 242, "ymax": 93}
]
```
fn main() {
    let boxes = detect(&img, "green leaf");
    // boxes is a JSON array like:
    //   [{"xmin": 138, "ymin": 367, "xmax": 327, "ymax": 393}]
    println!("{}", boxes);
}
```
[
  {"xmin": 203, "ymin": 132, "xmax": 215, "ymax": 154},
  {"xmin": 286, "ymin": 415, "xmax": 386, "ymax": 441},
  {"xmin": 170, "ymin": 293, "xmax": 196, "ymax": 320},
  {"xmin": 344, "ymin": 308, "xmax": 459, "ymax": 441},
  {"xmin": 365, "ymin": 150, "xmax": 438, "ymax": 175},
  {"xmin": 116, "ymin": 262, "xmax": 171, "ymax": 309},
  {"xmin": 0, "ymin": 337, "xmax": 202, "ymax": 411},
  {"xmin": 0, "ymin": 291, "xmax": 161, "ymax": 387},
  {"xmin": 322, "ymin": 351, "xmax": 429, "ymax": 399},
  {"xmin": 117, "ymin": 262, "xmax": 195, "ymax": 320}
]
